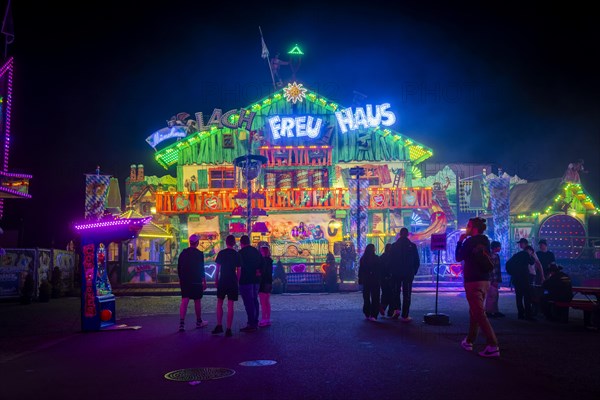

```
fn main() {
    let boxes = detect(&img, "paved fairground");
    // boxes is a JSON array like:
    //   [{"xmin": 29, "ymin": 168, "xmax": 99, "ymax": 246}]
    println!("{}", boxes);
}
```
[{"xmin": 1, "ymin": 290, "xmax": 599, "ymax": 400}]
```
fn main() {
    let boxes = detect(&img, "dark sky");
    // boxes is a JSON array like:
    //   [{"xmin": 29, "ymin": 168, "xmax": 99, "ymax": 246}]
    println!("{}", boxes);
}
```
[{"xmin": 2, "ymin": 1, "xmax": 599, "ymax": 247}]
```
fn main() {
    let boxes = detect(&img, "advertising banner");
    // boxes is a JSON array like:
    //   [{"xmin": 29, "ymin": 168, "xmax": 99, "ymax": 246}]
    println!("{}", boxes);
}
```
[
  {"xmin": 0, "ymin": 249, "xmax": 36, "ymax": 298},
  {"xmin": 52, "ymin": 250, "xmax": 77, "ymax": 292},
  {"xmin": 85, "ymin": 174, "xmax": 111, "ymax": 220}
]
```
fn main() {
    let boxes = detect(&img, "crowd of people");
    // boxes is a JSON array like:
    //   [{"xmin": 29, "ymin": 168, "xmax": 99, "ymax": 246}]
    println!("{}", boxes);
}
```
[
  {"xmin": 505, "ymin": 237, "xmax": 568, "ymax": 321},
  {"xmin": 358, "ymin": 218, "xmax": 506, "ymax": 358},
  {"xmin": 177, "ymin": 234, "xmax": 273, "ymax": 336},
  {"xmin": 454, "ymin": 217, "xmax": 575, "ymax": 358},
  {"xmin": 176, "ymin": 220, "xmax": 578, "ymax": 357},
  {"xmin": 358, "ymin": 227, "xmax": 421, "ymax": 322}
]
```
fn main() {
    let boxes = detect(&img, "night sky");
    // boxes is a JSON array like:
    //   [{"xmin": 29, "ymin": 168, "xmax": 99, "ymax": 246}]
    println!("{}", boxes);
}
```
[{"xmin": 2, "ymin": 1, "xmax": 599, "ymax": 248}]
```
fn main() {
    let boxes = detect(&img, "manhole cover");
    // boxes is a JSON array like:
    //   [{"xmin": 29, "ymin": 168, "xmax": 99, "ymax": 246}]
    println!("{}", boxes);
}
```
[
  {"xmin": 164, "ymin": 367, "xmax": 236, "ymax": 381},
  {"xmin": 239, "ymin": 360, "xmax": 277, "ymax": 367}
]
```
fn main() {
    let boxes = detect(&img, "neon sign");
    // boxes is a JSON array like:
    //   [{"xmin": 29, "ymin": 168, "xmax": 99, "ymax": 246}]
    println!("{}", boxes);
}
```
[
  {"xmin": 334, "ymin": 103, "xmax": 396, "ymax": 133},
  {"xmin": 145, "ymin": 126, "xmax": 187, "ymax": 149},
  {"xmin": 195, "ymin": 108, "xmax": 256, "ymax": 131},
  {"xmin": 268, "ymin": 115, "xmax": 323, "ymax": 141}
]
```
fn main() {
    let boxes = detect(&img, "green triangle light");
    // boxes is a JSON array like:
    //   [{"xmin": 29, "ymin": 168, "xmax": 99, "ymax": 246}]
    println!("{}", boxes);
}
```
[{"xmin": 288, "ymin": 44, "xmax": 304, "ymax": 55}]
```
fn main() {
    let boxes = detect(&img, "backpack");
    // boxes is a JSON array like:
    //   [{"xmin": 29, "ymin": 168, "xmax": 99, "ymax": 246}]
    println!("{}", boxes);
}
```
[{"xmin": 505, "ymin": 256, "xmax": 515, "ymax": 275}]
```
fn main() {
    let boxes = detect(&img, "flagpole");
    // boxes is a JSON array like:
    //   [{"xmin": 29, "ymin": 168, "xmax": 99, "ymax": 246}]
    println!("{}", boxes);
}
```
[
  {"xmin": 2, "ymin": 0, "xmax": 14, "ymax": 59},
  {"xmin": 259, "ymin": 26, "xmax": 277, "ymax": 91}
]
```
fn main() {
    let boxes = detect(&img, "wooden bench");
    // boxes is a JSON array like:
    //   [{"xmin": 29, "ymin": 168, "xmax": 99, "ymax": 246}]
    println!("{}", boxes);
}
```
[
  {"xmin": 554, "ymin": 299, "xmax": 597, "ymax": 312},
  {"xmin": 552, "ymin": 299, "xmax": 599, "ymax": 327}
]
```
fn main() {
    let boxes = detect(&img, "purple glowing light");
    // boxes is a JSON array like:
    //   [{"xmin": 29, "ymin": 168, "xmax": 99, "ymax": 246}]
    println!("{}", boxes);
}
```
[
  {"xmin": 1, "ymin": 57, "xmax": 13, "ymax": 173},
  {"xmin": 0, "ymin": 186, "xmax": 32, "ymax": 198},
  {"xmin": 0, "ymin": 58, "xmax": 31, "ymax": 218},
  {"xmin": 74, "ymin": 217, "xmax": 152, "ymax": 231},
  {"xmin": 0, "ymin": 171, "xmax": 33, "ymax": 178}
]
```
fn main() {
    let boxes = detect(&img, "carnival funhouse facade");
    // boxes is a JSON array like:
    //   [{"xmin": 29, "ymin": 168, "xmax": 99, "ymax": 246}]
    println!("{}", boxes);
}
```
[
  {"xmin": 115, "ymin": 80, "xmax": 599, "ymax": 287},
  {"xmin": 144, "ymin": 81, "xmax": 443, "ymax": 281}
]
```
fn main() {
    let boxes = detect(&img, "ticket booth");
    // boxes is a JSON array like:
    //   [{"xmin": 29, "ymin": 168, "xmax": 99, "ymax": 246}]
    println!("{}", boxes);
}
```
[{"xmin": 75, "ymin": 216, "xmax": 150, "ymax": 332}]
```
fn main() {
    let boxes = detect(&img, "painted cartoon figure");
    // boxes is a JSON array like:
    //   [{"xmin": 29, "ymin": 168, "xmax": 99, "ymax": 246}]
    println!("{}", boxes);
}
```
[
  {"xmin": 189, "ymin": 175, "xmax": 198, "ymax": 192},
  {"xmin": 563, "ymin": 159, "xmax": 587, "ymax": 184},
  {"xmin": 311, "ymin": 225, "xmax": 324, "ymax": 240}
]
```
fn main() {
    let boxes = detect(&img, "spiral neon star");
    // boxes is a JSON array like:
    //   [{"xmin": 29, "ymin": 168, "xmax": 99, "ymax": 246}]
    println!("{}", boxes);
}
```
[{"xmin": 283, "ymin": 82, "xmax": 307, "ymax": 104}]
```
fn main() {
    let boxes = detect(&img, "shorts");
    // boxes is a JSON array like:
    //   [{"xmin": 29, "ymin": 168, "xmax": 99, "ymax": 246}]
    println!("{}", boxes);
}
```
[
  {"xmin": 180, "ymin": 284, "xmax": 203, "ymax": 299},
  {"xmin": 217, "ymin": 286, "xmax": 239, "ymax": 301},
  {"xmin": 259, "ymin": 283, "xmax": 272, "ymax": 294}
]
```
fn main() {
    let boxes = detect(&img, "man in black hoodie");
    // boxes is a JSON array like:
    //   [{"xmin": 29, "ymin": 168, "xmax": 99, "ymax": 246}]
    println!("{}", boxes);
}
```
[
  {"xmin": 389, "ymin": 228, "xmax": 420, "ymax": 322},
  {"xmin": 238, "ymin": 235, "xmax": 264, "ymax": 332},
  {"xmin": 506, "ymin": 238, "xmax": 536, "ymax": 320}
]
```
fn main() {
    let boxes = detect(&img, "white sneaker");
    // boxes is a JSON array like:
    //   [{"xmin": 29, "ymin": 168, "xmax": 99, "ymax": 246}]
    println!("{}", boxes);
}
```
[
  {"xmin": 368, "ymin": 317, "xmax": 377, "ymax": 321},
  {"xmin": 478, "ymin": 345, "xmax": 500, "ymax": 358},
  {"xmin": 400, "ymin": 316, "xmax": 413, "ymax": 323},
  {"xmin": 460, "ymin": 338, "xmax": 473, "ymax": 351},
  {"xmin": 196, "ymin": 320, "xmax": 208, "ymax": 328}
]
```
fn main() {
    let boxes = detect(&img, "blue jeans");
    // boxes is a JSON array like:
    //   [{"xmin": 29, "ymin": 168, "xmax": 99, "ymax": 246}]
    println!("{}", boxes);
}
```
[
  {"xmin": 391, "ymin": 275, "xmax": 414, "ymax": 318},
  {"xmin": 239, "ymin": 283, "xmax": 260, "ymax": 327}
]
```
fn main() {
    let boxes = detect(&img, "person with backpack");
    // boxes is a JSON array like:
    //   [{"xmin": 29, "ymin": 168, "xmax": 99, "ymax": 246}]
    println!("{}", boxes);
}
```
[
  {"xmin": 456, "ymin": 217, "xmax": 499, "ymax": 358},
  {"xmin": 506, "ymin": 239, "xmax": 536, "ymax": 321}
]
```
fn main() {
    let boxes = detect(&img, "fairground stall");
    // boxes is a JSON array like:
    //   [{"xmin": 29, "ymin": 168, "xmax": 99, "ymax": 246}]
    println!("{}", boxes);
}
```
[
  {"xmin": 96, "ymin": 167, "xmax": 178, "ymax": 287},
  {"xmin": 149, "ymin": 79, "xmax": 444, "ymax": 285},
  {"xmin": 508, "ymin": 176, "xmax": 600, "ymax": 285},
  {"xmin": 123, "ymin": 168, "xmax": 178, "ymax": 283},
  {"xmin": 76, "ymin": 170, "xmax": 151, "ymax": 330}
]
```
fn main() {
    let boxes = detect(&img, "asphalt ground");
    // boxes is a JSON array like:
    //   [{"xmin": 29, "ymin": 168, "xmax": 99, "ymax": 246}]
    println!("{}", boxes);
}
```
[{"xmin": 1, "ymin": 291, "xmax": 599, "ymax": 400}]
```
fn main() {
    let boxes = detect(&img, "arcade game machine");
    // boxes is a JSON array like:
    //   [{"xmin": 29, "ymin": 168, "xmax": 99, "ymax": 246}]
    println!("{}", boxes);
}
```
[{"xmin": 74, "ymin": 216, "xmax": 150, "ymax": 332}]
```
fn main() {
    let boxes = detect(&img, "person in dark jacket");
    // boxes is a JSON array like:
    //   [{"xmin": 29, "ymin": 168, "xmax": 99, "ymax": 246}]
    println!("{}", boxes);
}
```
[
  {"xmin": 485, "ymin": 241, "xmax": 504, "ymax": 318},
  {"xmin": 211, "ymin": 234, "xmax": 241, "ymax": 337},
  {"xmin": 379, "ymin": 243, "xmax": 393, "ymax": 317},
  {"xmin": 358, "ymin": 244, "xmax": 380, "ymax": 321},
  {"xmin": 456, "ymin": 217, "xmax": 499, "ymax": 358},
  {"xmin": 506, "ymin": 239, "xmax": 536, "ymax": 320},
  {"xmin": 177, "ymin": 234, "xmax": 207, "ymax": 332},
  {"xmin": 389, "ymin": 228, "xmax": 420, "ymax": 322},
  {"xmin": 258, "ymin": 246, "xmax": 273, "ymax": 327},
  {"xmin": 536, "ymin": 239, "xmax": 556, "ymax": 279},
  {"xmin": 238, "ymin": 235, "xmax": 264, "ymax": 332},
  {"xmin": 540, "ymin": 263, "xmax": 573, "ymax": 321}
]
